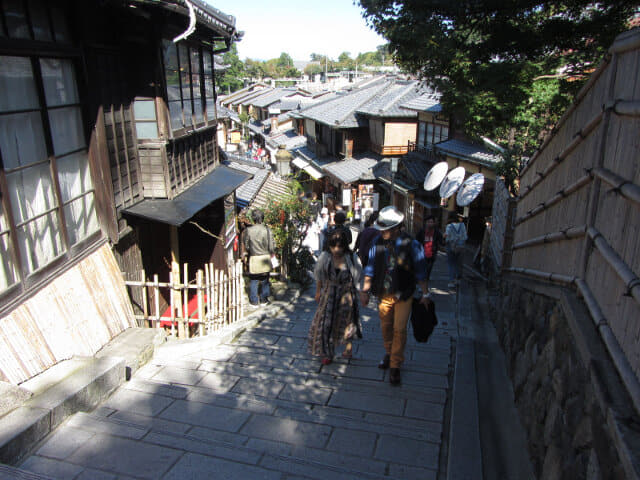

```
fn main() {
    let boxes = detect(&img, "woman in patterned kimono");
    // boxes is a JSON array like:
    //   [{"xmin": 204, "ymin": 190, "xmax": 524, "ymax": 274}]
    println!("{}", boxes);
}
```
[{"xmin": 308, "ymin": 228, "xmax": 363, "ymax": 365}]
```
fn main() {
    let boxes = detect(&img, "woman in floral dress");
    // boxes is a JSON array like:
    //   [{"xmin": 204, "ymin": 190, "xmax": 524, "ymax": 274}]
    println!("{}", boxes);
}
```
[{"xmin": 308, "ymin": 228, "xmax": 362, "ymax": 364}]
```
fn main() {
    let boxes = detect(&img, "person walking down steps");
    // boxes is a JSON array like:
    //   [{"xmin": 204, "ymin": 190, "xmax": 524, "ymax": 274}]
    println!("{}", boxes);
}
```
[
  {"xmin": 444, "ymin": 213, "xmax": 468, "ymax": 289},
  {"xmin": 359, "ymin": 206, "xmax": 431, "ymax": 386},
  {"xmin": 308, "ymin": 228, "xmax": 363, "ymax": 365}
]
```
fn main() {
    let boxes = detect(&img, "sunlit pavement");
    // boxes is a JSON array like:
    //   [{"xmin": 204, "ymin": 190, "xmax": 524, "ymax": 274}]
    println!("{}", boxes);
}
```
[{"xmin": 19, "ymin": 253, "xmax": 461, "ymax": 480}]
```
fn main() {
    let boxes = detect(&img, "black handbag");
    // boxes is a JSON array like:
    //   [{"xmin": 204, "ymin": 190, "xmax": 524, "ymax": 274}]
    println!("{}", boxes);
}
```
[{"xmin": 410, "ymin": 297, "xmax": 438, "ymax": 342}]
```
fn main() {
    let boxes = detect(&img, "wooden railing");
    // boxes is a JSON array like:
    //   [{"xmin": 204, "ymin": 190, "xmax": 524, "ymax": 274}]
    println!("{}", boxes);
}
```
[{"xmin": 124, "ymin": 260, "xmax": 245, "ymax": 338}]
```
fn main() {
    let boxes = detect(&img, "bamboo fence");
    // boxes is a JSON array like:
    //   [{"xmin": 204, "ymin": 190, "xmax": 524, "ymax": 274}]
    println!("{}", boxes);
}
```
[
  {"xmin": 506, "ymin": 29, "xmax": 640, "ymax": 413},
  {"xmin": 124, "ymin": 260, "xmax": 245, "ymax": 338}
]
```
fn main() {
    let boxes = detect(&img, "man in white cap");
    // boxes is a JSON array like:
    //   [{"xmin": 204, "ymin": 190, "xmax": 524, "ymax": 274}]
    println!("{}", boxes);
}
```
[{"xmin": 359, "ymin": 206, "xmax": 431, "ymax": 385}]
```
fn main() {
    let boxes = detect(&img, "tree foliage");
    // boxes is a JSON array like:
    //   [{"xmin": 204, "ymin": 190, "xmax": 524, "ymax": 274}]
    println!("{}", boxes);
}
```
[
  {"xmin": 358, "ymin": 0, "xmax": 638, "ymax": 159},
  {"xmin": 262, "ymin": 180, "xmax": 314, "ymax": 286},
  {"xmin": 216, "ymin": 44, "xmax": 244, "ymax": 94}
]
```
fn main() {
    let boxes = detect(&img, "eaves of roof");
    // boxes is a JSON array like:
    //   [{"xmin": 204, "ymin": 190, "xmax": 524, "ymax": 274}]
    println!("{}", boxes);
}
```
[{"xmin": 435, "ymin": 139, "xmax": 501, "ymax": 169}]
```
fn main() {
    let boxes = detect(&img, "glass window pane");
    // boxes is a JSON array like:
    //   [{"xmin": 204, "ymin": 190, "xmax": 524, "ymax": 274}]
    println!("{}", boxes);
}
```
[
  {"xmin": 57, "ymin": 151, "xmax": 92, "ymax": 202},
  {"xmin": 28, "ymin": 0, "xmax": 52, "ymax": 41},
  {"xmin": 426, "ymin": 124, "xmax": 434, "ymax": 144},
  {"xmin": 0, "ymin": 56, "xmax": 39, "ymax": 112},
  {"xmin": 7, "ymin": 164, "xmax": 56, "ymax": 224},
  {"xmin": 40, "ymin": 58, "xmax": 79, "ymax": 107},
  {"xmin": 48, "ymin": 106, "xmax": 85, "ymax": 156},
  {"xmin": 206, "ymin": 99, "xmax": 215, "ymax": 119},
  {"xmin": 3, "ymin": 0, "xmax": 30, "ymax": 39},
  {"xmin": 0, "ymin": 112, "xmax": 48, "ymax": 169},
  {"xmin": 193, "ymin": 90, "xmax": 203, "ymax": 124},
  {"xmin": 202, "ymin": 51, "xmax": 212, "ymax": 74},
  {"xmin": 136, "ymin": 122, "xmax": 159, "ymax": 139},
  {"xmin": 63, "ymin": 194, "xmax": 98, "ymax": 245},
  {"xmin": 168, "ymin": 101, "xmax": 182, "ymax": 130},
  {"xmin": 50, "ymin": 5, "xmax": 70, "ymax": 43},
  {"xmin": 134, "ymin": 100, "xmax": 156, "ymax": 120},
  {"xmin": 204, "ymin": 75, "xmax": 214, "ymax": 99},
  {"xmin": 442, "ymin": 126, "xmax": 449, "ymax": 140},
  {"xmin": 178, "ymin": 43, "xmax": 189, "ymax": 73},
  {"xmin": 190, "ymin": 48, "xmax": 200, "ymax": 75},
  {"xmin": 163, "ymin": 40, "xmax": 178, "ymax": 70},
  {"xmin": 18, "ymin": 212, "xmax": 63, "ymax": 273},
  {"xmin": 418, "ymin": 122, "xmax": 425, "ymax": 147},
  {"xmin": 181, "ymin": 71, "xmax": 192, "ymax": 100},
  {"xmin": 0, "ymin": 212, "xmax": 18, "ymax": 292},
  {"xmin": 166, "ymin": 70, "xmax": 180, "ymax": 102}
]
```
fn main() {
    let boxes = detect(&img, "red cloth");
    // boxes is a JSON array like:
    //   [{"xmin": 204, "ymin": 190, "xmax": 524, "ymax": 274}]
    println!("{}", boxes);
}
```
[
  {"xmin": 423, "ymin": 231, "xmax": 434, "ymax": 259},
  {"xmin": 161, "ymin": 293, "xmax": 206, "ymax": 327}
]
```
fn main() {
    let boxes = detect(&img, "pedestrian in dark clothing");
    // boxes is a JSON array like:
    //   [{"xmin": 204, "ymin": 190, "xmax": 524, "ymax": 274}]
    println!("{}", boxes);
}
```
[
  {"xmin": 354, "ymin": 210, "xmax": 379, "ymax": 266},
  {"xmin": 242, "ymin": 209, "xmax": 275, "ymax": 306},
  {"xmin": 360, "ymin": 206, "xmax": 431, "ymax": 386},
  {"xmin": 415, "ymin": 215, "xmax": 444, "ymax": 283},
  {"xmin": 323, "ymin": 210, "xmax": 352, "ymax": 250}
]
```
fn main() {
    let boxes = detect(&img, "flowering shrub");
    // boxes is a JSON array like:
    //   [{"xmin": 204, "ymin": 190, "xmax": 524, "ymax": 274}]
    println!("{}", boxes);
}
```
[{"xmin": 262, "ymin": 180, "xmax": 314, "ymax": 285}]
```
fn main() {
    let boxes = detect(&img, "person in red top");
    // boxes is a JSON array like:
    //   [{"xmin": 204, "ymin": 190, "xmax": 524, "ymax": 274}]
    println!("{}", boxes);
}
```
[{"xmin": 415, "ymin": 215, "xmax": 444, "ymax": 283}]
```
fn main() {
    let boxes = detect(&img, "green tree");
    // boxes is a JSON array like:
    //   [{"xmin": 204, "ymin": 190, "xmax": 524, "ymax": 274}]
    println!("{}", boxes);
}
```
[
  {"xmin": 262, "ymin": 180, "xmax": 314, "ymax": 285},
  {"xmin": 358, "ymin": 0, "xmax": 637, "ymax": 159},
  {"xmin": 217, "ymin": 44, "xmax": 244, "ymax": 93},
  {"xmin": 276, "ymin": 52, "xmax": 294, "ymax": 69},
  {"xmin": 304, "ymin": 63, "xmax": 323, "ymax": 76},
  {"xmin": 337, "ymin": 51, "xmax": 354, "ymax": 70}
]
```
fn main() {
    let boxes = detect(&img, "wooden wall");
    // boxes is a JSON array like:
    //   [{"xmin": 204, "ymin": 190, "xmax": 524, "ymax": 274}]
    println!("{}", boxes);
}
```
[
  {"xmin": 167, "ymin": 128, "xmax": 217, "ymax": 198},
  {"xmin": 512, "ymin": 29, "xmax": 640, "ymax": 384},
  {"xmin": 0, "ymin": 244, "xmax": 137, "ymax": 385}
]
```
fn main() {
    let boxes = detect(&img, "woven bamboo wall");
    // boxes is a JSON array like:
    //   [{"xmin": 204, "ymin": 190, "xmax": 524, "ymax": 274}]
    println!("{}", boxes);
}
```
[
  {"xmin": 0, "ymin": 244, "xmax": 137, "ymax": 385},
  {"xmin": 512, "ymin": 29, "xmax": 640, "ymax": 381}
]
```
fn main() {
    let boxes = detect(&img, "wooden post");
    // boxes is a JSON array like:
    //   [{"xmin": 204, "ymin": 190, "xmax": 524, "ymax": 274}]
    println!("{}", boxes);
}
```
[
  {"xmin": 238, "ymin": 261, "xmax": 244, "ymax": 320},
  {"xmin": 153, "ymin": 274, "xmax": 160, "ymax": 328},
  {"xmin": 204, "ymin": 263, "xmax": 211, "ymax": 334},
  {"xmin": 197, "ymin": 269, "xmax": 205, "ymax": 336},
  {"xmin": 141, "ymin": 269, "xmax": 149, "ymax": 327},
  {"xmin": 180, "ymin": 263, "xmax": 189, "ymax": 338},
  {"xmin": 169, "ymin": 271, "xmax": 175, "ymax": 337},
  {"xmin": 172, "ymin": 261, "xmax": 182, "ymax": 336}
]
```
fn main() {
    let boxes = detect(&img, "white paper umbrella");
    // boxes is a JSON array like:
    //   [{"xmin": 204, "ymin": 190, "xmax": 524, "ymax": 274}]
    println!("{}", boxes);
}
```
[
  {"xmin": 439, "ymin": 166, "xmax": 466, "ymax": 199},
  {"xmin": 456, "ymin": 173, "xmax": 485, "ymax": 206},
  {"xmin": 423, "ymin": 161, "xmax": 449, "ymax": 191}
]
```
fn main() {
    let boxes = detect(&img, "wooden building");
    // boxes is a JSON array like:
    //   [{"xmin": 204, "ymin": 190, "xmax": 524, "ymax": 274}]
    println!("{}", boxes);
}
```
[{"xmin": 0, "ymin": 0, "xmax": 245, "ymax": 383}]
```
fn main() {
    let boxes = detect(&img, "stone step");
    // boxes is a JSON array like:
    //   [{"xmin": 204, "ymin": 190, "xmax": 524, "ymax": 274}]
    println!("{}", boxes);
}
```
[
  {"xmin": 30, "ymin": 412, "xmax": 415, "ymax": 480},
  {"xmin": 117, "ymin": 376, "xmax": 444, "ymax": 443},
  {"xmin": 0, "ymin": 464, "xmax": 55, "ymax": 480}
]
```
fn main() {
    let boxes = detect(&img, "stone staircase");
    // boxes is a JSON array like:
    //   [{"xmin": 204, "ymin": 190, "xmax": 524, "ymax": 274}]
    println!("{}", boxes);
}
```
[{"xmin": 16, "ymin": 287, "xmax": 456, "ymax": 479}]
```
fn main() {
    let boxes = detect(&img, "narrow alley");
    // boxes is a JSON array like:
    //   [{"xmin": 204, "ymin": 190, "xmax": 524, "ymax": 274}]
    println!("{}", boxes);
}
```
[{"xmin": 17, "ymin": 256, "xmax": 461, "ymax": 479}]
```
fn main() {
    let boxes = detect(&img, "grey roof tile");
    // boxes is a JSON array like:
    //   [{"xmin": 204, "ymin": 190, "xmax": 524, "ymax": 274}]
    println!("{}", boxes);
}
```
[
  {"xmin": 266, "ymin": 129, "xmax": 307, "ymax": 150},
  {"xmin": 322, "ymin": 152, "xmax": 381, "ymax": 183},
  {"xmin": 400, "ymin": 92, "xmax": 443, "ymax": 113},
  {"xmin": 435, "ymin": 139, "xmax": 501, "ymax": 168},
  {"xmin": 250, "ymin": 88, "xmax": 295, "ymax": 108},
  {"xmin": 223, "ymin": 160, "xmax": 270, "ymax": 207},
  {"xmin": 252, "ymin": 174, "xmax": 291, "ymax": 209},
  {"xmin": 299, "ymin": 82, "xmax": 389, "ymax": 128},
  {"xmin": 356, "ymin": 81, "xmax": 425, "ymax": 117}
]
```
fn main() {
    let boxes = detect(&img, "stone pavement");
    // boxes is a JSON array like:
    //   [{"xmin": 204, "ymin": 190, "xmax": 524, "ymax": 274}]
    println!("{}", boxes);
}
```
[{"xmin": 16, "ymin": 255, "xmax": 461, "ymax": 480}]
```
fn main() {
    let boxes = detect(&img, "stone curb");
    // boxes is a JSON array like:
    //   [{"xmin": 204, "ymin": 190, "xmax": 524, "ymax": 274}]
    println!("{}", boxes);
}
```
[
  {"xmin": 0, "ymin": 285, "xmax": 304, "ymax": 468},
  {"xmin": 0, "ymin": 356, "xmax": 125, "ymax": 465}
]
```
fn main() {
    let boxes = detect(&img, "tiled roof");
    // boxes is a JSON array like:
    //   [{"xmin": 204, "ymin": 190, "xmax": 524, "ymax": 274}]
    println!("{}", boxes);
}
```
[
  {"xmin": 356, "ymin": 81, "xmax": 424, "ymax": 118},
  {"xmin": 401, "ymin": 151, "xmax": 438, "ymax": 184},
  {"xmin": 266, "ymin": 129, "xmax": 307, "ymax": 150},
  {"xmin": 153, "ymin": 1, "xmax": 240, "ymax": 41},
  {"xmin": 219, "ymin": 84, "xmax": 267, "ymax": 106},
  {"xmin": 292, "ymin": 146, "xmax": 332, "ymax": 170},
  {"xmin": 250, "ymin": 88, "xmax": 296, "ymax": 108},
  {"xmin": 299, "ymin": 82, "xmax": 388, "ymax": 128},
  {"xmin": 322, "ymin": 153, "xmax": 380, "ymax": 184},
  {"xmin": 435, "ymin": 139, "xmax": 501, "ymax": 168},
  {"xmin": 223, "ymin": 160, "xmax": 270, "ymax": 208},
  {"xmin": 252, "ymin": 174, "xmax": 292, "ymax": 209},
  {"xmin": 216, "ymin": 105, "xmax": 240, "ymax": 123},
  {"xmin": 239, "ymin": 89, "xmax": 274, "ymax": 106},
  {"xmin": 400, "ymin": 92, "xmax": 443, "ymax": 113}
]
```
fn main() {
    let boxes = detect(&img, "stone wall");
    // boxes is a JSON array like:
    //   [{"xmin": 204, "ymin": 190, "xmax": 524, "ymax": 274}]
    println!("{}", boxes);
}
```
[{"xmin": 495, "ymin": 279, "xmax": 628, "ymax": 480}]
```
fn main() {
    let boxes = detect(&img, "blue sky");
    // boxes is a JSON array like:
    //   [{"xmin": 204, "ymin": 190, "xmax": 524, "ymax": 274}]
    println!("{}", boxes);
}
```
[{"xmin": 206, "ymin": 0, "xmax": 386, "ymax": 61}]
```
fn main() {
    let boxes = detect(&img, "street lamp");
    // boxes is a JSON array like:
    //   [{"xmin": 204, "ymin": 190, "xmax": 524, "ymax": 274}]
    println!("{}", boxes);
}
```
[{"xmin": 390, "ymin": 157, "xmax": 399, "ymax": 207}]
